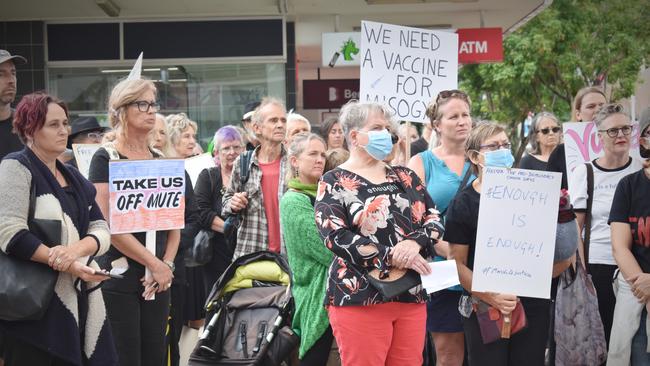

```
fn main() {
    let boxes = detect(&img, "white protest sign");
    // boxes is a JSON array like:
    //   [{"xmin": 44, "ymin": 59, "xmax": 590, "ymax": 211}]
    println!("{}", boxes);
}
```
[
  {"xmin": 563, "ymin": 121, "xmax": 641, "ymax": 192},
  {"xmin": 72, "ymin": 143, "xmax": 100, "ymax": 179},
  {"xmin": 472, "ymin": 168, "xmax": 561, "ymax": 299},
  {"xmin": 322, "ymin": 32, "xmax": 362, "ymax": 67},
  {"xmin": 185, "ymin": 153, "xmax": 216, "ymax": 188},
  {"xmin": 360, "ymin": 21, "xmax": 458, "ymax": 123}
]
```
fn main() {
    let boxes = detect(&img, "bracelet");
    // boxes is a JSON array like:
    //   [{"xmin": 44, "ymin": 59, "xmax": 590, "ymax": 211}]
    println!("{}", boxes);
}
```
[
  {"xmin": 163, "ymin": 260, "xmax": 175, "ymax": 273},
  {"xmin": 85, "ymin": 234, "xmax": 101, "ymax": 257}
]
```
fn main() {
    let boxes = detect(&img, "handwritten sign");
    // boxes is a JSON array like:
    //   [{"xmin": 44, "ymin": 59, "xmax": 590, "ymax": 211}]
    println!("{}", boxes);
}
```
[
  {"xmin": 185, "ymin": 153, "xmax": 216, "ymax": 188},
  {"xmin": 108, "ymin": 159, "xmax": 185, "ymax": 234},
  {"xmin": 360, "ymin": 21, "xmax": 458, "ymax": 123},
  {"xmin": 72, "ymin": 144, "xmax": 100, "ymax": 179},
  {"xmin": 472, "ymin": 168, "xmax": 561, "ymax": 299},
  {"xmin": 564, "ymin": 121, "xmax": 640, "ymax": 192}
]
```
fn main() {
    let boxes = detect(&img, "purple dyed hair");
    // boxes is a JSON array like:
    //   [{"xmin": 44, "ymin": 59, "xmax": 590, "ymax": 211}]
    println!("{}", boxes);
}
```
[{"xmin": 213, "ymin": 125, "xmax": 243, "ymax": 151}]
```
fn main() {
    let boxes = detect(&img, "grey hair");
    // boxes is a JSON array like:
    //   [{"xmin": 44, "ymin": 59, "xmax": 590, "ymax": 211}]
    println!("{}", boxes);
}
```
[
  {"xmin": 165, "ymin": 113, "xmax": 198, "ymax": 147},
  {"xmin": 286, "ymin": 132, "xmax": 326, "ymax": 180},
  {"xmin": 593, "ymin": 103, "xmax": 628, "ymax": 128},
  {"xmin": 252, "ymin": 97, "xmax": 286, "ymax": 126},
  {"xmin": 528, "ymin": 112, "xmax": 560, "ymax": 155},
  {"xmin": 287, "ymin": 113, "xmax": 311, "ymax": 129},
  {"xmin": 338, "ymin": 100, "xmax": 396, "ymax": 144}
]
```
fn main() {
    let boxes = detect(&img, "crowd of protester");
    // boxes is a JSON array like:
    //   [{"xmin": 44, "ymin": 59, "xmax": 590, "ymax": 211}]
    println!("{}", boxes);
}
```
[{"xmin": 1, "ymin": 47, "xmax": 650, "ymax": 366}]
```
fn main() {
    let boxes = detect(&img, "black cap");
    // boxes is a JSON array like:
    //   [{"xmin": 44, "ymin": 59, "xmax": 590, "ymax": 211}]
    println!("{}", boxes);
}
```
[
  {"xmin": 242, "ymin": 101, "xmax": 261, "ymax": 121},
  {"xmin": 68, "ymin": 117, "xmax": 109, "ymax": 148}
]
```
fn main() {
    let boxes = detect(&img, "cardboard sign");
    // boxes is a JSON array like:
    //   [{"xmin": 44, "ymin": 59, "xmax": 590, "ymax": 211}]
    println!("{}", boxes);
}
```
[
  {"xmin": 108, "ymin": 159, "xmax": 185, "ymax": 234},
  {"xmin": 456, "ymin": 27, "xmax": 503, "ymax": 64},
  {"xmin": 71, "ymin": 143, "xmax": 101, "ymax": 179},
  {"xmin": 322, "ymin": 32, "xmax": 362, "ymax": 67},
  {"xmin": 185, "ymin": 153, "xmax": 216, "ymax": 189},
  {"xmin": 360, "ymin": 20, "xmax": 458, "ymax": 123},
  {"xmin": 472, "ymin": 168, "xmax": 561, "ymax": 299},
  {"xmin": 563, "ymin": 121, "xmax": 640, "ymax": 192}
]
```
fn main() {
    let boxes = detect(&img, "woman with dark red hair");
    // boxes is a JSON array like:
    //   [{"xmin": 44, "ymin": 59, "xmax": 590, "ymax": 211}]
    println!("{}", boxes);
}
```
[{"xmin": 0, "ymin": 92, "xmax": 117, "ymax": 365}]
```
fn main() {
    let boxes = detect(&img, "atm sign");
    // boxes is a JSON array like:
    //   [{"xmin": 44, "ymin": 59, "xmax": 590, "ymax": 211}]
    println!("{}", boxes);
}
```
[{"xmin": 456, "ymin": 28, "xmax": 503, "ymax": 64}]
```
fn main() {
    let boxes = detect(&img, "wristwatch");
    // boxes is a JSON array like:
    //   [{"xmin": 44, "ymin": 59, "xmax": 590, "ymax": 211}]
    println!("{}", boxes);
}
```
[{"xmin": 163, "ymin": 260, "xmax": 175, "ymax": 273}]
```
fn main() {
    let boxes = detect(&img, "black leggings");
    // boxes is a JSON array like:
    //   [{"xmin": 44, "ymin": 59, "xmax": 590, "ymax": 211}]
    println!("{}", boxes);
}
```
[
  {"xmin": 588, "ymin": 263, "xmax": 617, "ymax": 346},
  {"xmin": 299, "ymin": 326, "xmax": 334, "ymax": 366},
  {"xmin": 464, "ymin": 299, "xmax": 550, "ymax": 366},
  {"xmin": 102, "ymin": 288, "xmax": 170, "ymax": 366}
]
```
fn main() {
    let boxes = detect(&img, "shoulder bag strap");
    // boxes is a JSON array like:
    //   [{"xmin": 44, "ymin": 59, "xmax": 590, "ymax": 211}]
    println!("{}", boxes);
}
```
[
  {"xmin": 584, "ymin": 162, "xmax": 594, "ymax": 273},
  {"xmin": 456, "ymin": 162, "xmax": 473, "ymax": 196}
]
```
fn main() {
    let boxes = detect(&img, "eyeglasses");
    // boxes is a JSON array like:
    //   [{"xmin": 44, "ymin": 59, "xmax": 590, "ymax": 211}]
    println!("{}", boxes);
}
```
[
  {"xmin": 598, "ymin": 125, "xmax": 633, "ymax": 138},
  {"xmin": 220, "ymin": 145, "xmax": 243, "ymax": 153},
  {"xmin": 129, "ymin": 100, "xmax": 160, "ymax": 113},
  {"xmin": 538, "ymin": 127, "xmax": 561, "ymax": 135},
  {"xmin": 479, "ymin": 142, "xmax": 512, "ymax": 151},
  {"xmin": 436, "ymin": 89, "xmax": 470, "ymax": 104}
]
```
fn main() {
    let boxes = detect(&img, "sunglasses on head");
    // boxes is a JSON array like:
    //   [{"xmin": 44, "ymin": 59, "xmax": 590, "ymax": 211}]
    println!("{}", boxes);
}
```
[
  {"xmin": 538, "ymin": 127, "xmax": 561, "ymax": 135},
  {"xmin": 436, "ymin": 89, "xmax": 469, "ymax": 104}
]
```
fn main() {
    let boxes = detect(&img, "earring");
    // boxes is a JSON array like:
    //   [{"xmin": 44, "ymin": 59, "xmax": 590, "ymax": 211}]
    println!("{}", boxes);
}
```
[{"xmin": 293, "ymin": 167, "xmax": 299, "ymax": 177}]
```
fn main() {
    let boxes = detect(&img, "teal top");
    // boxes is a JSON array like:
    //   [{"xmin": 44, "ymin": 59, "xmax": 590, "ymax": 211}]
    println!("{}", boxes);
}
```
[
  {"xmin": 280, "ymin": 190, "xmax": 333, "ymax": 359},
  {"xmin": 421, "ymin": 150, "xmax": 474, "ymax": 291},
  {"xmin": 420, "ymin": 149, "xmax": 473, "ymax": 216}
]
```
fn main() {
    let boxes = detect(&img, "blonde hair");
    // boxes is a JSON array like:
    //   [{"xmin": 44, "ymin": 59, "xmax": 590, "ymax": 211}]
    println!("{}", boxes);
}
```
[
  {"xmin": 325, "ymin": 148, "xmax": 350, "ymax": 173},
  {"xmin": 466, "ymin": 121, "xmax": 506, "ymax": 176},
  {"xmin": 572, "ymin": 86, "xmax": 607, "ymax": 121},
  {"xmin": 107, "ymin": 78, "xmax": 156, "ymax": 139},
  {"xmin": 425, "ymin": 90, "xmax": 471, "ymax": 148},
  {"xmin": 166, "ymin": 113, "xmax": 198, "ymax": 148}
]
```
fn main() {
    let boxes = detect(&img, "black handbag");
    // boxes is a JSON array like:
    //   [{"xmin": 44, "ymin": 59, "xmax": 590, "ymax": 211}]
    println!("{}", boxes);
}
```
[
  {"xmin": 185, "ymin": 229, "xmax": 214, "ymax": 267},
  {"xmin": 0, "ymin": 177, "xmax": 61, "ymax": 321}
]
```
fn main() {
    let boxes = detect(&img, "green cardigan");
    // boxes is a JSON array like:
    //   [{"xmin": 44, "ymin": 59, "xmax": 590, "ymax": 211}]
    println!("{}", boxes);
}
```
[{"xmin": 280, "ymin": 190, "xmax": 333, "ymax": 359}]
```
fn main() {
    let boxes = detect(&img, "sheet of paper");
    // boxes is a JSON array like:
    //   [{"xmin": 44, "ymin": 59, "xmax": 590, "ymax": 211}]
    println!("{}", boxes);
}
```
[{"xmin": 420, "ymin": 260, "xmax": 461, "ymax": 294}]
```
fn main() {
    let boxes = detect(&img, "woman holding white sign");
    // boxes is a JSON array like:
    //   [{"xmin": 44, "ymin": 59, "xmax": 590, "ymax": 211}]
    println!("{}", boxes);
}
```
[
  {"xmin": 408, "ymin": 89, "xmax": 474, "ymax": 366},
  {"xmin": 448, "ymin": 123, "xmax": 558, "ymax": 365},
  {"xmin": 89, "ymin": 78, "xmax": 180, "ymax": 366},
  {"xmin": 568, "ymin": 104, "xmax": 643, "ymax": 346},
  {"xmin": 315, "ymin": 101, "xmax": 443, "ymax": 366}
]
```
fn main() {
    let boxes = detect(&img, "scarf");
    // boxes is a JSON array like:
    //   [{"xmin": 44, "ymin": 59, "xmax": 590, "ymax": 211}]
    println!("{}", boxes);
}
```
[{"xmin": 288, "ymin": 178, "xmax": 317, "ymax": 197}]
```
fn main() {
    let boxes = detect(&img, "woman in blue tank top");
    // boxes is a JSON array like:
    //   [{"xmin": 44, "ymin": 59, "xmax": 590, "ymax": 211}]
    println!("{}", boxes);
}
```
[{"xmin": 409, "ymin": 89, "xmax": 474, "ymax": 366}]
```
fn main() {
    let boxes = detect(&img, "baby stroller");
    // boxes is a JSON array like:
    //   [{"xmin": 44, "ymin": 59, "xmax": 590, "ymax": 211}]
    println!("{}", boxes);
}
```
[{"xmin": 189, "ymin": 251, "xmax": 299, "ymax": 366}]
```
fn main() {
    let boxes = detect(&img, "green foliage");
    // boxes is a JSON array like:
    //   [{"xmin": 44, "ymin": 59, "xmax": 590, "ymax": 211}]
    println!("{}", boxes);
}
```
[{"xmin": 459, "ymin": 0, "xmax": 650, "ymax": 149}]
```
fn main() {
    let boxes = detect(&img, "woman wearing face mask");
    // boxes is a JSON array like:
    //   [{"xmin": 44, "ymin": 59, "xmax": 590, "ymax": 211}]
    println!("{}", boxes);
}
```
[
  {"xmin": 408, "ymin": 89, "xmax": 474, "ymax": 366},
  {"xmin": 519, "ymin": 112, "xmax": 562, "ymax": 171},
  {"xmin": 568, "ymin": 104, "xmax": 644, "ymax": 346},
  {"xmin": 281, "ymin": 133, "xmax": 334, "ymax": 366},
  {"xmin": 315, "ymin": 101, "xmax": 444, "ymax": 366},
  {"xmin": 547, "ymin": 87, "xmax": 607, "ymax": 189},
  {"xmin": 608, "ymin": 108, "xmax": 650, "ymax": 365},
  {"xmin": 448, "ymin": 122, "xmax": 568, "ymax": 365}
]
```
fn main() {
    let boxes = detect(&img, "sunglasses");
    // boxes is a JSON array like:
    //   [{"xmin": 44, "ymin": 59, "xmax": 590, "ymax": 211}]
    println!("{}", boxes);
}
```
[
  {"xmin": 538, "ymin": 127, "xmax": 561, "ymax": 135},
  {"xmin": 436, "ymin": 89, "xmax": 470, "ymax": 104},
  {"xmin": 598, "ymin": 125, "xmax": 633, "ymax": 138}
]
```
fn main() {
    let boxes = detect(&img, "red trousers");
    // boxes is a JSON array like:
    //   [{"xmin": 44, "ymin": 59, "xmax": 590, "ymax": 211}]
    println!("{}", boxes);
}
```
[{"xmin": 328, "ymin": 302, "xmax": 426, "ymax": 366}]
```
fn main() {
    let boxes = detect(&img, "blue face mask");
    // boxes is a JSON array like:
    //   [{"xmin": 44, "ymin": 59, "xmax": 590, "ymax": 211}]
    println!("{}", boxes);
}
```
[
  {"xmin": 483, "ymin": 148, "xmax": 515, "ymax": 168},
  {"xmin": 360, "ymin": 130, "xmax": 394, "ymax": 161}
]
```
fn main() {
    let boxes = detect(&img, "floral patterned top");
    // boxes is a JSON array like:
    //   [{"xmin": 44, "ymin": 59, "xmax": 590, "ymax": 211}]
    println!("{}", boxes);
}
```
[{"xmin": 315, "ymin": 165, "xmax": 444, "ymax": 306}]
